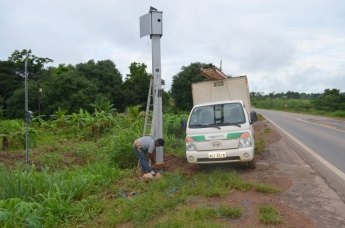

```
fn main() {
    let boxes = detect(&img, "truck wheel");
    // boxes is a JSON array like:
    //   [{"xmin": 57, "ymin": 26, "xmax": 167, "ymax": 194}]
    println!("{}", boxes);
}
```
[{"xmin": 247, "ymin": 158, "xmax": 256, "ymax": 169}]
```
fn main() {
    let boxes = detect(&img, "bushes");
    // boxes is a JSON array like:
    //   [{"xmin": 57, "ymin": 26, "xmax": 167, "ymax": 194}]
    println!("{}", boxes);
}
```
[
  {"xmin": 110, "ymin": 115, "xmax": 143, "ymax": 169},
  {"xmin": 164, "ymin": 113, "xmax": 188, "ymax": 137}
]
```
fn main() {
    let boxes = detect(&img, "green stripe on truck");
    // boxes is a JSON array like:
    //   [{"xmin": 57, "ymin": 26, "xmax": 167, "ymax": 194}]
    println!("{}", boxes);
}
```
[
  {"xmin": 227, "ymin": 132, "xmax": 243, "ymax": 139},
  {"xmin": 191, "ymin": 135, "xmax": 206, "ymax": 142}
]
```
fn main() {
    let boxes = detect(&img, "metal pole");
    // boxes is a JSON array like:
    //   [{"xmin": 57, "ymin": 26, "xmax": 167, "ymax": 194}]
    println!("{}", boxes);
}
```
[
  {"xmin": 24, "ymin": 60, "xmax": 29, "ymax": 164},
  {"xmin": 140, "ymin": 7, "xmax": 164, "ymax": 164},
  {"xmin": 151, "ymin": 35, "xmax": 163, "ymax": 164}
]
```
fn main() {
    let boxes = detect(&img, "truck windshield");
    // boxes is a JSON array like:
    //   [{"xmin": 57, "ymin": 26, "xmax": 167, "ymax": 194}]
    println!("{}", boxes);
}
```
[{"xmin": 188, "ymin": 103, "xmax": 245, "ymax": 128}]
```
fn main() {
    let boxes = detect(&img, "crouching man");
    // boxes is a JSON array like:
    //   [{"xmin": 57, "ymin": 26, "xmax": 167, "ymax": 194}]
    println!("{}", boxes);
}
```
[{"xmin": 132, "ymin": 136, "xmax": 164, "ymax": 174}]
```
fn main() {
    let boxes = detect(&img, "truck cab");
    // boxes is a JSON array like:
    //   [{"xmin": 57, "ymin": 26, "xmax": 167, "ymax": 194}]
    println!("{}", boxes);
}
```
[{"xmin": 185, "ymin": 100, "xmax": 256, "ymax": 166}]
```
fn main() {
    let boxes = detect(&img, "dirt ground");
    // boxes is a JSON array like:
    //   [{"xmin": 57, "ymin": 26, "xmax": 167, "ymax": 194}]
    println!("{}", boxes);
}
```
[{"xmin": 162, "ymin": 119, "xmax": 345, "ymax": 227}]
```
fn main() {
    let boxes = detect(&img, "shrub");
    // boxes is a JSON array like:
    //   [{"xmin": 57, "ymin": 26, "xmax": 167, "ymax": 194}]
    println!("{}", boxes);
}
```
[{"xmin": 164, "ymin": 113, "xmax": 188, "ymax": 137}]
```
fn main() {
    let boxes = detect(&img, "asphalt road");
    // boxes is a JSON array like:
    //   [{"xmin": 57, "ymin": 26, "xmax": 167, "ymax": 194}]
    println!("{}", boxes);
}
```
[{"xmin": 255, "ymin": 109, "xmax": 345, "ymax": 190}]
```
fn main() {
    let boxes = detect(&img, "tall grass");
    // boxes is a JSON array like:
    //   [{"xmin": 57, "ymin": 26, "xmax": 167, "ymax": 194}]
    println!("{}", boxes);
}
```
[{"xmin": 0, "ymin": 164, "xmax": 125, "ymax": 227}]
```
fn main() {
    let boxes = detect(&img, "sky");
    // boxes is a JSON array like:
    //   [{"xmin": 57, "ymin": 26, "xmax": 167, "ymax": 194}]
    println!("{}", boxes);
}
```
[{"xmin": 1, "ymin": 0, "xmax": 345, "ymax": 94}]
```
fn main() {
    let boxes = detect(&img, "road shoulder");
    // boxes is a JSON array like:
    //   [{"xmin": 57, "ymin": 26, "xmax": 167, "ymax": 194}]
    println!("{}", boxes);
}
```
[{"xmin": 251, "ymin": 119, "xmax": 345, "ymax": 227}]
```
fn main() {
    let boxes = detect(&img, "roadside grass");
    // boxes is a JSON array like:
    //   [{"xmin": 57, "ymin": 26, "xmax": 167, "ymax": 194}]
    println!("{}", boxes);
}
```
[
  {"xmin": 186, "ymin": 170, "xmax": 252, "ymax": 196},
  {"xmin": 255, "ymin": 138, "xmax": 265, "ymax": 154},
  {"xmin": 257, "ymin": 113, "xmax": 265, "ymax": 121},
  {"xmin": 0, "ymin": 163, "xmax": 127, "ymax": 227},
  {"xmin": 258, "ymin": 205, "xmax": 283, "ymax": 225},
  {"xmin": 253, "ymin": 98, "xmax": 345, "ymax": 119},
  {"xmin": 331, "ymin": 110, "xmax": 345, "ymax": 118},
  {"xmin": 253, "ymin": 183, "xmax": 279, "ymax": 193},
  {"xmin": 153, "ymin": 205, "xmax": 242, "ymax": 227},
  {"xmin": 85, "ymin": 169, "xmax": 279, "ymax": 227},
  {"xmin": 254, "ymin": 114, "xmax": 272, "ymax": 154},
  {"xmin": 0, "ymin": 112, "xmax": 282, "ymax": 227}
]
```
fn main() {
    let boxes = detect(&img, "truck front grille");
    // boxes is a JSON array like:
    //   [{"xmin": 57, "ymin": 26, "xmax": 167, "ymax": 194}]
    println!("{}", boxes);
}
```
[{"xmin": 197, "ymin": 156, "xmax": 240, "ymax": 162}]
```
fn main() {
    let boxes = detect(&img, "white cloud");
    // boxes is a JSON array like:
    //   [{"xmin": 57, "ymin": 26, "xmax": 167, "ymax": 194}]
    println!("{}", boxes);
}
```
[{"xmin": 0, "ymin": 0, "xmax": 344, "ymax": 93}]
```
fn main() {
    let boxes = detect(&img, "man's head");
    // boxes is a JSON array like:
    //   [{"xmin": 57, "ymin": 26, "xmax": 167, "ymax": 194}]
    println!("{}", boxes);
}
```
[{"xmin": 155, "ymin": 138, "xmax": 165, "ymax": 147}]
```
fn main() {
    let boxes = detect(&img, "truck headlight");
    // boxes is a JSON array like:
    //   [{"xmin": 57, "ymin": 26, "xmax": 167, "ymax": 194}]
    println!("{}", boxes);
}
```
[
  {"xmin": 185, "ymin": 137, "xmax": 197, "ymax": 151},
  {"xmin": 239, "ymin": 132, "xmax": 252, "ymax": 148}
]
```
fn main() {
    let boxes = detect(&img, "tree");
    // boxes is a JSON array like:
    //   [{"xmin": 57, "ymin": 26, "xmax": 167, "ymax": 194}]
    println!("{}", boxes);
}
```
[
  {"xmin": 286, "ymin": 91, "xmax": 300, "ymax": 99},
  {"xmin": 41, "ymin": 69, "xmax": 97, "ymax": 114},
  {"xmin": 76, "ymin": 60, "xmax": 123, "ymax": 111},
  {"xmin": 8, "ymin": 49, "xmax": 53, "ymax": 80},
  {"xmin": 7, "ymin": 49, "xmax": 53, "ymax": 115},
  {"xmin": 314, "ymin": 88, "xmax": 345, "ymax": 112},
  {"xmin": 0, "ymin": 61, "xmax": 22, "ymax": 115},
  {"xmin": 5, "ymin": 80, "xmax": 38, "ymax": 118},
  {"xmin": 170, "ymin": 62, "xmax": 209, "ymax": 111},
  {"xmin": 121, "ymin": 62, "xmax": 151, "ymax": 109}
]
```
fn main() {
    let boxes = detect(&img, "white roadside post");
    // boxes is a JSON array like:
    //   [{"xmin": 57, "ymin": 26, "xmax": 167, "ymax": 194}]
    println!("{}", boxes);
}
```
[{"xmin": 140, "ymin": 7, "xmax": 164, "ymax": 165}]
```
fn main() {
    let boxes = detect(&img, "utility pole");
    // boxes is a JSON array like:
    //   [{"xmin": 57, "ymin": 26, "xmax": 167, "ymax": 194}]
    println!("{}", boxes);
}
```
[
  {"xmin": 140, "ymin": 7, "xmax": 164, "ymax": 165},
  {"xmin": 24, "ymin": 60, "xmax": 30, "ymax": 164}
]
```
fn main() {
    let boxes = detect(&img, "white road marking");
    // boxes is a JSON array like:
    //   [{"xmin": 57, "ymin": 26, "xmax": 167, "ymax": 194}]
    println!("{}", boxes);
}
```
[
  {"xmin": 264, "ymin": 115, "xmax": 345, "ymax": 182},
  {"xmin": 295, "ymin": 117, "xmax": 345, "ymax": 133}
]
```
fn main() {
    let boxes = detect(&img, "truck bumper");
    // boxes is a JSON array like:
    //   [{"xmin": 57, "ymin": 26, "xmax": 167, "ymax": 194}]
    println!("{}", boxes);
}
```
[{"xmin": 186, "ymin": 147, "xmax": 254, "ymax": 164}]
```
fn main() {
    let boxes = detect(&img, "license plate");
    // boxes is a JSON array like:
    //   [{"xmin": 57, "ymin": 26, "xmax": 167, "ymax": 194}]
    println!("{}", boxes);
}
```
[{"xmin": 208, "ymin": 152, "xmax": 226, "ymax": 159}]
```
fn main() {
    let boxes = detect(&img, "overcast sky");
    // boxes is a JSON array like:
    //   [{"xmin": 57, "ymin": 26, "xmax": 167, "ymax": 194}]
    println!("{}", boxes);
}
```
[{"xmin": 1, "ymin": 0, "xmax": 344, "ymax": 93}]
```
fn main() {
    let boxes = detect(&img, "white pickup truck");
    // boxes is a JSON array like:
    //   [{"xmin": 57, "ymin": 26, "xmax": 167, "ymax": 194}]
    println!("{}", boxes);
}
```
[{"xmin": 185, "ymin": 76, "xmax": 257, "ymax": 168}]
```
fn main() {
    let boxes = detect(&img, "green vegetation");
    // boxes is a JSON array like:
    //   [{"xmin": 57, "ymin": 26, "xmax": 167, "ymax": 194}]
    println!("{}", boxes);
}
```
[
  {"xmin": 87, "ymin": 169, "xmax": 261, "ymax": 227},
  {"xmin": 154, "ymin": 205, "xmax": 242, "ymax": 227},
  {"xmin": 0, "ymin": 108, "xmax": 280, "ymax": 226},
  {"xmin": 258, "ymin": 205, "xmax": 283, "ymax": 225},
  {"xmin": 254, "ymin": 114, "xmax": 270, "ymax": 154},
  {"xmin": 0, "ymin": 49, "xmax": 304, "ymax": 226},
  {"xmin": 170, "ymin": 62, "xmax": 210, "ymax": 111},
  {"xmin": 251, "ymin": 89, "xmax": 345, "ymax": 118},
  {"xmin": 0, "ymin": 119, "xmax": 39, "ymax": 150},
  {"xmin": 0, "ymin": 49, "xmax": 170, "ymax": 119},
  {"xmin": 1, "ymin": 49, "xmax": 343, "ymax": 120},
  {"xmin": 0, "ymin": 164, "xmax": 126, "ymax": 227}
]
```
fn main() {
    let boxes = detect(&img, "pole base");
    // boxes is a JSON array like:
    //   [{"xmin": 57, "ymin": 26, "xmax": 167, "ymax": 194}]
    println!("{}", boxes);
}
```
[{"xmin": 152, "ymin": 163, "xmax": 165, "ymax": 169}]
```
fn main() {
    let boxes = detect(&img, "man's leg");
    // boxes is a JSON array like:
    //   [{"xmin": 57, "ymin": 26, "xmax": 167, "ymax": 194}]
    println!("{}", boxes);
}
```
[{"xmin": 133, "ymin": 147, "xmax": 152, "ymax": 173}]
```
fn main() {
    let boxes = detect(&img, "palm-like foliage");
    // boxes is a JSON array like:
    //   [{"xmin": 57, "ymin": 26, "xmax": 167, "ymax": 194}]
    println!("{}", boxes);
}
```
[
  {"xmin": 0, "ymin": 120, "xmax": 39, "ymax": 150},
  {"xmin": 50, "ymin": 107, "xmax": 69, "ymax": 128},
  {"xmin": 91, "ymin": 99, "xmax": 116, "ymax": 114}
]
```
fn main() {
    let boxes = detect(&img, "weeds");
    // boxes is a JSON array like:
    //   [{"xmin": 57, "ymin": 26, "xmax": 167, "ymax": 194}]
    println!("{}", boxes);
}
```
[
  {"xmin": 258, "ymin": 205, "xmax": 283, "ymax": 224},
  {"xmin": 190, "ymin": 170, "xmax": 253, "ymax": 196},
  {"xmin": 255, "ymin": 138, "xmax": 265, "ymax": 154},
  {"xmin": 253, "ymin": 183, "xmax": 279, "ymax": 193},
  {"xmin": 153, "ymin": 205, "xmax": 242, "ymax": 227},
  {"xmin": 217, "ymin": 205, "xmax": 242, "ymax": 218}
]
